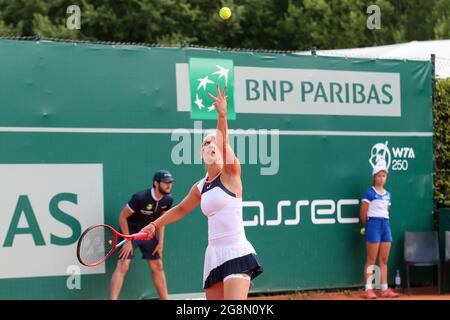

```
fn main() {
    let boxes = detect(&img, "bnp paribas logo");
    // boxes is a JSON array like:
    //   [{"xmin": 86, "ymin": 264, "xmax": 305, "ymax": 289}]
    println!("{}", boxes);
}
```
[{"xmin": 189, "ymin": 57, "xmax": 235, "ymax": 120}]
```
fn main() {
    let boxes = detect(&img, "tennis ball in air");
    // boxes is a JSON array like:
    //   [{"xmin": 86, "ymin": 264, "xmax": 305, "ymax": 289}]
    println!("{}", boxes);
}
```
[
  {"xmin": 219, "ymin": 7, "xmax": 232, "ymax": 20},
  {"xmin": 108, "ymin": 239, "xmax": 113, "ymax": 245},
  {"xmin": 360, "ymin": 227, "xmax": 366, "ymax": 236}
]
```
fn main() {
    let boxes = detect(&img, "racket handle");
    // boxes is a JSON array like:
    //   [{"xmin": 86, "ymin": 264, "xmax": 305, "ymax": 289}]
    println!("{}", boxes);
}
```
[
  {"xmin": 132, "ymin": 231, "xmax": 152, "ymax": 240},
  {"xmin": 117, "ymin": 239, "xmax": 127, "ymax": 247}
]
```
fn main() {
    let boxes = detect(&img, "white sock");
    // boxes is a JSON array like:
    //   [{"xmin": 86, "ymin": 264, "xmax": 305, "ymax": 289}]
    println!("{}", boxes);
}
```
[
  {"xmin": 381, "ymin": 283, "xmax": 388, "ymax": 291},
  {"xmin": 365, "ymin": 284, "xmax": 373, "ymax": 291}
]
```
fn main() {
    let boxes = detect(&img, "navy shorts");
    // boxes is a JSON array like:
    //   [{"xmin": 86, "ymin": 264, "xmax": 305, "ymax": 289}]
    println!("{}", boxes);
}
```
[
  {"xmin": 365, "ymin": 217, "xmax": 392, "ymax": 243},
  {"xmin": 120, "ymin": 228, "xmax": 160, "ymax": 260}
]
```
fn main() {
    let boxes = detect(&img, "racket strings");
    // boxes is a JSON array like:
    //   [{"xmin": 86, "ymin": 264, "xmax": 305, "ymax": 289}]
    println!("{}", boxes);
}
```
[{"xmin": 79, "ymin": 226, "xmax": 115, "ymax": 265}]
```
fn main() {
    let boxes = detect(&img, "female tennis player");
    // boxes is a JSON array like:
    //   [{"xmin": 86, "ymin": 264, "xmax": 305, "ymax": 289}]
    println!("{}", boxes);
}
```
[{"xmin": 141, "ymin": 84, "xmax": 263, "ymax": 300}]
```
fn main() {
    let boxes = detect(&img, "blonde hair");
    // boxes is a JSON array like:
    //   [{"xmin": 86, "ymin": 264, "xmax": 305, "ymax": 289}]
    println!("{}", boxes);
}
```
[{"xmin": 202, "ymin": 131, "xmax": 216, "ymax": 143}]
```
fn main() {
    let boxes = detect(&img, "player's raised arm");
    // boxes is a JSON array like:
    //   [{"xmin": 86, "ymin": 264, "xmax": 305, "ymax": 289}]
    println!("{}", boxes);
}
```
[{"xmin": 207, "ymin": 84, "xmax": 241, "ymax": 176}]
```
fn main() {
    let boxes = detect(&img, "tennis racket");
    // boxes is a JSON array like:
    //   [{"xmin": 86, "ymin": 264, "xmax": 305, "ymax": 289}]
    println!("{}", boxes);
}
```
[{"xmin": 76, "ymin": 224, "xmax": 153, "ymax": 267}]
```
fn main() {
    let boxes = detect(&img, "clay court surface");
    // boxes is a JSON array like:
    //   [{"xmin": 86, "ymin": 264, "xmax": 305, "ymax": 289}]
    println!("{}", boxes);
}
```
[{"xmin": 250, "ymin": 287, "xmax": 450, "ymax": 300}]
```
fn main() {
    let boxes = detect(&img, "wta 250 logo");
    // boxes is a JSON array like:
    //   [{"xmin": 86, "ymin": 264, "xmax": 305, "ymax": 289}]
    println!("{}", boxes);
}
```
[{"xmin": 369, "ymin": 141, "xmax": 415, "ymax": 172}]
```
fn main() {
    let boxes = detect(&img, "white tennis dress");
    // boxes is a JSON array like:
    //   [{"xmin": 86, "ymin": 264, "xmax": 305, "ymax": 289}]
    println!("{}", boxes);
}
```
[{"xmin": 196, "ymin": 172, "xmax": 262, "ymax": 288}]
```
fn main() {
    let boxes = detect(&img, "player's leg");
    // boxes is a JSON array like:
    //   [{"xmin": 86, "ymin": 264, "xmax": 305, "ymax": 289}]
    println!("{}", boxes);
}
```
[
  {"xmin": 148, "ymin": 259, "xmax": 169, "ymax": 300},
  {"xmin": 223, "ymin": 274, "xmax": 251, "ymax": 300},
  {"xmin": 365, "ymin": 242, "xmax": 380, "ymax": 281},
  {"xmin": 378, "ymin": 219, "xmax": 398, "ymax": 297},
  {"xmin": 109, "ymin": 258, "xmax": 131, "ymax": 300},
  {"xmin": 378, "ymin": 242, "xmax": 398, "ymax": 297},
  {"xmin": 364, "ymin": 218, "xmax": 382, "ymax": 289},
  {"xmin": 205, "ymin": 280, "xmax": 224, "ymax": 300},
  {"xmin": 378, "ymin": 241, "xmax": 391, "ymax": 285},
  {"xmin": 363, "ymin": 242, "xmax": 380, "ymax": 298}
]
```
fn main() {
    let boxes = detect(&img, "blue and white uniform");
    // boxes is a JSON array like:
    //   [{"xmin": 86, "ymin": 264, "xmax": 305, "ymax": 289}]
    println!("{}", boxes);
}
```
[
  {"xmin": 197, "ymin": 173, "xmax": 263, "ymax": 289},
  {"xmin": 362, "ymin": 187, "xmax": 392, "ymax": 243}
]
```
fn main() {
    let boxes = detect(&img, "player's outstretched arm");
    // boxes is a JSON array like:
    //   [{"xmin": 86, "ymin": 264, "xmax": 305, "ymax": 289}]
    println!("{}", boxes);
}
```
[{"xmin": 140, "ymin": 183, "xmax": 201, "ymax": 235}]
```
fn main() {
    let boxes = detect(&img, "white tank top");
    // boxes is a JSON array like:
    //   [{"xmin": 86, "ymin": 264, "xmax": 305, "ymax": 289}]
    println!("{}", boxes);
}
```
[{"xmin": 196, "ymin": 173, "xmax": 246, "ymax": 241}]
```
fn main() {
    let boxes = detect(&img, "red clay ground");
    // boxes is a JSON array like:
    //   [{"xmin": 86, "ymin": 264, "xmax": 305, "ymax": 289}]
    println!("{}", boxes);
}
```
[{"xmin": 250, "ymin": 287, "xmax": 450, "ymax": 300}]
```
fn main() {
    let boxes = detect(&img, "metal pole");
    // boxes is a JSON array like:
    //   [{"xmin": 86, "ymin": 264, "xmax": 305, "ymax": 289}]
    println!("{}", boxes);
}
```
[
  {"xmin": 431, "ymin": 53, "xmax": 438, "ymax": 223},
  {"xmin": 432, "ymin": 54, "xmax": 436, "ymax": 103}
]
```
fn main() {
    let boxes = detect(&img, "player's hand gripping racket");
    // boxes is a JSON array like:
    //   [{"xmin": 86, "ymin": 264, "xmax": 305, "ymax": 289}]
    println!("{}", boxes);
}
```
[{"xmin": 76, "ymin": 224, "xmax": 153, "ymax": 266}]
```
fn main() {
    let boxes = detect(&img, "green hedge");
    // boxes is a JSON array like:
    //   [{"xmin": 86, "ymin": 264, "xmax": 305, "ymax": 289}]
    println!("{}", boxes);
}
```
[{"xmin": 434, "ymin": 78, "xmax": 450, "ymax": 208}]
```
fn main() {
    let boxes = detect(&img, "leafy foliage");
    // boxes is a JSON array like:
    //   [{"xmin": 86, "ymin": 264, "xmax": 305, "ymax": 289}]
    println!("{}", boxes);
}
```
[
  {"xmin": 434, "ymin": 78, "xmax": 450, "ymax": 208},
  {"xmin": 0, "ymin": 0, "xmax": 448, "ymax": 50}
]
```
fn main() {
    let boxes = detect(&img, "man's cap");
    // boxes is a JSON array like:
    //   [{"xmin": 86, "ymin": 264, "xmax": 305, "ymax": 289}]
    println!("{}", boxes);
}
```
[{"xmin": 153, "ymin": 170, "xmax": 175, "ymax": 182}]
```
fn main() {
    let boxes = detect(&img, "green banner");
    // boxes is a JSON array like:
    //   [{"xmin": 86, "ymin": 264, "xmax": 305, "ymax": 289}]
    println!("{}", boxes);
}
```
[{"xmin": 0, "ymin": 40, "xmax": 433, "ymax": 299}]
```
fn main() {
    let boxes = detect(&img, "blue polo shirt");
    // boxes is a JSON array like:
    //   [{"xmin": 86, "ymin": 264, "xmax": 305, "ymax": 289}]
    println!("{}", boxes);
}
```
[{"xmin": 126, "ymin": 188, "xmax": 173, "ymax": 230}]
